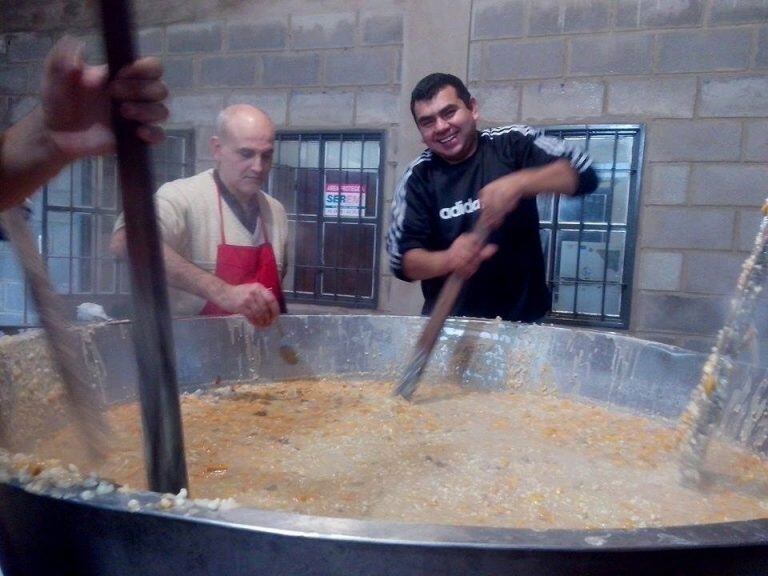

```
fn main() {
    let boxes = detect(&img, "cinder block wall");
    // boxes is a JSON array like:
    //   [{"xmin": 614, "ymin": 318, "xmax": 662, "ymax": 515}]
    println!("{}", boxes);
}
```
[
  {"xmin": 464, "ymin": 0, "xmax": 768, "ymax": 355},
  {"xmin": 1, "ymin": 0, "xmax": 767, "ymax": 356}
]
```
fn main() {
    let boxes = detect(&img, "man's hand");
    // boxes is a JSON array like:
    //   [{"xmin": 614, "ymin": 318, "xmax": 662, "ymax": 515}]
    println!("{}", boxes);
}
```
[
  {"xmin": 41, "ymin": 36, "xmax": 168, "ymax": 163},
  {"xmin": 445, "ymin": 232, "xmax": 498, "ymax": 279},
  {"xmin": 219, "ymin": 283, "xmax": 280, "ymax": 327},
  {"xmin": 0, "ymin": 37, "xmax": 169, "ymax": 211},
  {"xmin": 478, "ymin": 173, "xmax": 525, "ymax": 231}
]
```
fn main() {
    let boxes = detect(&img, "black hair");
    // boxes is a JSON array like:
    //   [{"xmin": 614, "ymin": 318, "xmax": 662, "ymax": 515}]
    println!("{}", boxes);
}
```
[{"xmin": 410, "ymin": 73, "xmax": 472, "ymax": 120}]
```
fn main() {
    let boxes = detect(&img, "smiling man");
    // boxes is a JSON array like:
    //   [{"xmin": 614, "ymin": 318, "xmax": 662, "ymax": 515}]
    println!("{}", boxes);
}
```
[
  {"xmin": 111, "ymin": 104, "xmax": 289, "ymax": 327},
  {"xmin": 387, "ymin": 73, "xmax": 599, "ymax": 322}
]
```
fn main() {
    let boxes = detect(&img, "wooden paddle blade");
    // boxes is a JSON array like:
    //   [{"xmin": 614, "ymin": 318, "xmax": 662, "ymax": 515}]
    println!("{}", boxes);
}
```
[
  {"xmin": 0, "ymin": 208, "xmax": 110, "ymax": 460},
  {"xmin": 392, "ymin": 220, "xmax": 491, "ymax": 401},
  {"xmin": 394, "ymin": 348, "xmax": 429, "ymax": 400},
  {"xmin": 393, "ymin": 273, "xmax": 466, "ymax": 401}
]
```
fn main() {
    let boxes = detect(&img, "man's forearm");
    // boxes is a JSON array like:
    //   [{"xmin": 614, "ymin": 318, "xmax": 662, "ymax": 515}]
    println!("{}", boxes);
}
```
[
  {"xmin": 111, "ymin": 227, "xmax": 228, "ymax": 306},
  {"xmin": 160, "ymin": 243, "xmax": 228, "ymax": 305},
  {"xmin": 0, "ymin": 108, "xmax": 69, "ymax": 211},
  {"xmin": 402, "ymin": 248, "xmax": 451, "ymax": 281},
  {"xmin": 515, "ymin": 158, "xmax": 579, "ymax": 199}
]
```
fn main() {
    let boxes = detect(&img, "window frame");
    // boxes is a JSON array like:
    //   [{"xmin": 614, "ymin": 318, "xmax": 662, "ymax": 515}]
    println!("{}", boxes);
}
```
[{"xmin": 541, "ymin": 123, "xmax": 645, "ymax": 330}]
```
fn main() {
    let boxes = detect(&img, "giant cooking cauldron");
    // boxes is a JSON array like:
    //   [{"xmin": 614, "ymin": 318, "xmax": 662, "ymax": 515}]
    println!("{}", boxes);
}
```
[{"xmin": 0, "ymin": 315, "xmax": 767, "ymax": 576}]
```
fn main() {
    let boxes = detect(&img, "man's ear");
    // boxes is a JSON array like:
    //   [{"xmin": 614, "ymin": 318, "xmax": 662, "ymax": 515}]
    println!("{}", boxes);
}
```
[
  {"xmin": 209, "ymin": 136, "xmax": 221, "ymax": 159},
  {"xmin": 469, "ymin": 97, "xmax": 479, "ymax": 121}
]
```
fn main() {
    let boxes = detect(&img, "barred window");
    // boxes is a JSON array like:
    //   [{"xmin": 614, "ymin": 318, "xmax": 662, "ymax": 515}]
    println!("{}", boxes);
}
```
[
  {"xmin": 540, "ymin": 125, "xmax": 643, "ymax": 329},
  {"xmin": 0, "ymin": 130, "xmax": 195, "ymax": 328},
  {"xmin": 270, "ymin": 132, "xmax": 384, "ymax": 308}
]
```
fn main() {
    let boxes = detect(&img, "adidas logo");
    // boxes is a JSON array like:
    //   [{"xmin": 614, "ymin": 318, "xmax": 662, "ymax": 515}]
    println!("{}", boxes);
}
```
[{"xmin": 439, "ymin": 198, "xmax": 481, "ymax": 220}]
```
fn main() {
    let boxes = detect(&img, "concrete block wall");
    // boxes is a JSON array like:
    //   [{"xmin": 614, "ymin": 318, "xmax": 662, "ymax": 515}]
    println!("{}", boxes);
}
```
[
  {"xmin": 1, "ymin": 0, "xmax": 767, "ymax": 356},
  {"xmin": 467, "ymin": 0, "xmax": 768, "ymax": 355},
  {"xmin": 0, "ymin": 1, "xmax": 404, "ymax": 159}
]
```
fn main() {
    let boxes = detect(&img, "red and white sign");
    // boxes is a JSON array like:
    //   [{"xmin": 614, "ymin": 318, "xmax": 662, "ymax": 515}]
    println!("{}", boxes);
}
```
[{"xmin": 324, "ymin": 183, "xmax": 366, "ymax": 218}]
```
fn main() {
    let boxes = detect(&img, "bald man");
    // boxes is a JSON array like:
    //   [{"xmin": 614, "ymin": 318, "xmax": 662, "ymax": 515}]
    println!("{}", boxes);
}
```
[{"xmin": 111, "ymin": 104, "xmax": 289, "ymax": 327}]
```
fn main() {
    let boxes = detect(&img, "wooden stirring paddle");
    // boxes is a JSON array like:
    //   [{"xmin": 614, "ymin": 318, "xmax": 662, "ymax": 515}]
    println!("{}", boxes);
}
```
[
  {"xmin": 394, "ymin": 221, "xmax": 491, "ymax": 400},
  {"xmin": 678, "ymin": 199, "xmax": 768, "ymax": 487},
  {"xmin": 97, "ymin": 0, "xmax": 188, "ymax": 494},
  {"xmin": 0, "ymin": 207, "xmax": 110, "ymax": 460}
]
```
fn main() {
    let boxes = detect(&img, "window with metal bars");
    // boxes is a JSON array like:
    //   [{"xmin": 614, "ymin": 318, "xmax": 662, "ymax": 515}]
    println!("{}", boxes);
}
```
[
  {"xmin": 0, "ymin": 130, "xmax": 195, "ymax": 328},
  {"xmin": 539, "ymin": 124, "xmax": 643, "ymax": 329},
  {"xmin": 269, "ymin": 132, "xmax": 384, "ymax": 308}
]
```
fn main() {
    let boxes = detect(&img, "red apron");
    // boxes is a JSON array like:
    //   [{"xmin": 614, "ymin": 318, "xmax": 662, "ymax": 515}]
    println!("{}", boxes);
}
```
[{"xmin": 200, "ymin": 186, "xmax": 286, "ymax": 316}]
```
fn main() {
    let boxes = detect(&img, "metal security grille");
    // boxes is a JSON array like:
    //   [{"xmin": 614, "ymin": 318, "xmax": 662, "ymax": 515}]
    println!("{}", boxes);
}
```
[
  {"xmin": 270, "ymin": 132, "xmax": 384, "ymax": 308},
  {"xmin": 540, "ymin": 125, "xmax": 644, "ymax": 329},
  {"xmin": 0, "ymin": 130, "xmax": 195, "ymax": 329}
]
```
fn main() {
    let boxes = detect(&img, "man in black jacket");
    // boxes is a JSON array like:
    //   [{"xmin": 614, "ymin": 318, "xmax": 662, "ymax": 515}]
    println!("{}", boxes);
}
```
[{"xmin": 386, "ymin": 73, "xmax": 599, "ymax": 322}]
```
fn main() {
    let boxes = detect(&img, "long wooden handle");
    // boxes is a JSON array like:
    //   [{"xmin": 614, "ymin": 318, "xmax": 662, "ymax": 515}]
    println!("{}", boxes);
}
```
[
  {"xmin": 416, "ymin": 221, "xmax": 491, "ymax": 353},
  {"xmin": 418, "ymin": 220, "xmax": 490, "ymax": 354},
  {"xmin": 415, "ymin": 274, "xmax": 465, "ymax": 354},
  {"xmin": 395, "ymin": 220, "xmax": 492, "ymax": 400},
  {"xmin": 98, "ymin": 0, "xmax": 188, "ymax": 494}
]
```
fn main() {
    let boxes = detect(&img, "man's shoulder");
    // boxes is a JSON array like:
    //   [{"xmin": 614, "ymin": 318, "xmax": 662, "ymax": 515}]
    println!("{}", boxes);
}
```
[
  {"xmin": 402, "ymin": 149, "xmax": 435, "ymax": 180},
  {"xmin": 261, "ymin": 190, "xmax": 287, "ymax": 215},
  {"xmin": 480, "ymin": 124, "xmax": 538, "ymax": 142},
  {"xmin": 406, "ymin": 148, "xmax": 436, "ymax": 172},
  {"xmin": 157, "ymin": 169, "xmax": 215, "ymax": 200}
]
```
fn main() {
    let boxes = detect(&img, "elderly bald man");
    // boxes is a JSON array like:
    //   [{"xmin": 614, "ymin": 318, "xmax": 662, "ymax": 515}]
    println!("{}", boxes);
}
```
[{"xmin": 111, "ymin": 104, "xmax": 289, "ymax": 327}]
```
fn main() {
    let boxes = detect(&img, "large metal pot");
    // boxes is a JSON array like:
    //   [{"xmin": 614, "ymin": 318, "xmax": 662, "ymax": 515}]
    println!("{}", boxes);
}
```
[{"xmin": 1, "ymin": 315, "xmax": 767, "ymax": 575}]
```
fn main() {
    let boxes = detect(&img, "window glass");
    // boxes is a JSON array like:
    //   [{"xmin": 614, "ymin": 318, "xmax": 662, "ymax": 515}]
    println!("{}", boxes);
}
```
[
  {"xmin": 615, "ymin": 135, "xmax": 634, "ymax": 168},
  {"xmin": 558, "ymin": 194, "xmax": 585, "ymax": 224},
  {"xmin": 47, "ymin": 166, "xmax": 71, "ymax": 206},
  {"xmin": 98, "ymin": 215, "xmax": 116, "ymax": 257},
  {"xmin": 166, "ymin": 133, "xmax": 188, "ymax": 163},
  {"xmin": 341, "ymin": 141, "xmax": 362, "ymax": 169},
  {"xmin": 46, "ymin": 211, "xmax": 71, "ymax": 256},
  {"xmin": 73, "ymin": 257, "xmax": 93, "ymax": 294},
  {"xmin": 72, "ymin": 160, "xmax": 94, "ymax": 208},
  {"xmin": 98, "ymin": 259, "xmax": 116, "ymax": 293},
  {"xmin": 279, "ymin": 140, "xmax": 300, "ymax": 168},
  {"xmin": 608, "ymin": 173, "xmax": 629, "ymax": 225},
  {"xmin": 537, "ymin": 193, "xmax": 553, "ymax": 223},
  {"xmin": 362, "ymin": 141, "xmax": 380, "ymax": 170},
  {"xmin": 47, "ymin": 257, "xmax": 70, "ymax": 293},
  {"xmin": 324, "ymin": 141, "xmax": 340, "ymax": 168},
  {"xmin": 301, "ymin": 140, "xmax": 320, "ymax": 168},
  {"xmin": 73, "ymin": 213, "xmax": 94, "ymax": 258},
  {"xmin": 584, "ymin": 135, "xmax": 616, "ymax": 168}
]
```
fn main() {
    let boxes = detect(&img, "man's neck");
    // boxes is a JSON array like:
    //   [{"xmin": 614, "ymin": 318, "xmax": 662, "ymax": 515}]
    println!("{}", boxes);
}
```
[
  {"xmin": 214, "ymin": 170, "xmax": 259, "ymax": 212},
  {"xmin": 214, "ymin": 171, "xmax": 261, "ymax": 234},
  {"xmin": 233, "ymin": 189, "xmax": 259, "ymax": 214}
]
